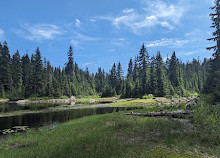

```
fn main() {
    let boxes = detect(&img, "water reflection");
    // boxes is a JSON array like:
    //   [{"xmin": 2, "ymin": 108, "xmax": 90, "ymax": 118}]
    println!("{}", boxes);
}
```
[
  {"xmin": 0, "ymin": 106, "xmax": 141, "ymax": 131},
  {"xmin": 0, "ymin": 103, "xmax": 59, "ymax": 113}
]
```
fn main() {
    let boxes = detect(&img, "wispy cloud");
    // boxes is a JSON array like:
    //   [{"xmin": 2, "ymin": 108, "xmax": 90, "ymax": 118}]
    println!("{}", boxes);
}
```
[
  {"xmin": 15, "ymin": 24, "xmax": 64, "ymax": 41},
  {"xmin": 122, "ymin": 8, "xmax": 134, "ymax": 13},
  {"xmin": 89, "ymin": 19, "xmax": 96, "ymax": 22},
  {"xmin": 82, "ymin": 62, "xmax": 91, "ymax": 67},
  {"xmin": 145, "ymin": 38, "xmax": 189, "ymax": 48},
  {"xmin": 75, "ymin": 19, "xmax": 81, "ymax": 28},
  {"xmin": 94, "ymin": 0, "xmax": 188, "ymax": 34},
  {"xmin": 70, "ymin": 32, "xmax": 103, "ymax": 48},
  {"xmin": 0, "ymin": 28, "xmax": 4, "ymax": 40}
]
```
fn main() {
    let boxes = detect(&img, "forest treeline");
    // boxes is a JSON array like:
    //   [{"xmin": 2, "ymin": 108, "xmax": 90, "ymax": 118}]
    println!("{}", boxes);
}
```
[{"xmin": 0, "ymin": 41, "xmax": 211, "ymax": 100}]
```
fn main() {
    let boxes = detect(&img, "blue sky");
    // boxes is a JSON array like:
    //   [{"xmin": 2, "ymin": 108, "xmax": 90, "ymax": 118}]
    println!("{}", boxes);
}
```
[{"xmin": 0, "ymin": 0, "xmax": 215, "ymax": 73}]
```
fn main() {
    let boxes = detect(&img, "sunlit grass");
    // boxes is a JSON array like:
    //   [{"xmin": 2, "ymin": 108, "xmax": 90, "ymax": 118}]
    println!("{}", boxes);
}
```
[
  {"xmin": 111, "ymin": 99, "xmax": 158, "ymax": 106},
  {"xmin": 0, "ymin": 105, "xmax": 219, "ymax": 158}
]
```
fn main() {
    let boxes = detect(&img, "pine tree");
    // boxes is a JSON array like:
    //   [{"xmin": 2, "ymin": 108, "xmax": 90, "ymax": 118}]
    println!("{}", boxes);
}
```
[
  {"xmin": 155, "ymin": 52, "xmax": 166, "ymax": 97},
  {"xmin": 149, "ymin": 56, "xmax": 156, "ymax": 95},
  {"xmin": 109, "ymin": 63, "xmax": 117, "ymax": 89},
  {"xmin": 21, "ymin": 54, "xmax": 31, "ymax": 97},
  {"xmin": 116, "ymin": 62, "xmax": 123, "ymax": 94},
  {"xmin": 168, "ymin": 52, "xmax": 180, "ymax": 88},
  {"xmin": 133, "ymin": 56, "xmax": 139, "ymax": 82},
  {"xmin": 66, "ymin": 46, "xmax": 74, "ymax": 79},
  {"xmin": 12, "ymin": 50, "xmax": 23, "ymax": 93},
  {"xmin": 33, "ymin": 47, "xmax": 44, "ymax": 95},
  {"xmin": 0, "ymin": 41, "xmax": 12, "ymax": 92},
  {"xmin": 127, "ymin": 58, "xmax": 133, "ymax": 79},
  {"xmin": 205, "ymin": 0, "xmax": 220, "ymax": 101}
]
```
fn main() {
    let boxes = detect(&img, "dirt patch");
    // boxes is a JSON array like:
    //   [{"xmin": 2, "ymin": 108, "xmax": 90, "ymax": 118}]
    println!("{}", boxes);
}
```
[{"xmin": 8, "ymin": 142, "xmax": 33, "ymax": 149}]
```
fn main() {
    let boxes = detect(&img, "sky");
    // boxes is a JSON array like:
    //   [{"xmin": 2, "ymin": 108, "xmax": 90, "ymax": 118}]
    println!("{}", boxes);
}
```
[{"xmin": 0, "ymin": 0, "xmax": 215, "ymax": 73}]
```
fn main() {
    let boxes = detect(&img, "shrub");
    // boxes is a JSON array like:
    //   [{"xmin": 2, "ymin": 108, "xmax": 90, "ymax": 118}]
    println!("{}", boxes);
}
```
[
  {"xmin": 142, "ymin": 94, "xmax": 154, "ymax": 99},
  {"xmin": 101, "ymin": 86, "xmax": 116, "ymax": 98},
  {"xmin": 193, "ymin": 96, "xmax": 220, "ymax": 144},
  {"xmin": 165, "ymin": 95, "xmax": 173, "ymax": 99}
]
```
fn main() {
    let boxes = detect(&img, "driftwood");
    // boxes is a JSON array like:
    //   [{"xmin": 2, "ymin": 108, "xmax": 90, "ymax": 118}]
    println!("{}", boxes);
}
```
[
  {"xmin": 185, "ymin": 97, "xmax": 200, "ymax": 110},
  {"xmin": 126, "ymin": 110, "xmax": 193, "ymax": 118}
]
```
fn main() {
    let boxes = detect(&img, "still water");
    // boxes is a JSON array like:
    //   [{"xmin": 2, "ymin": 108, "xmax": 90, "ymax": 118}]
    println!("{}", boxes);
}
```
[{"xmin": 0, "ymin": 103, "xmax": 140, "ymax": 131}]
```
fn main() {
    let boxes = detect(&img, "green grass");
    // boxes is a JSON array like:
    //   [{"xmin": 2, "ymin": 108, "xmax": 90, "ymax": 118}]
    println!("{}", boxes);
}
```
[
  {"xmin": 0, "ymin": 99, "xmax": 9, "ymax": 103},
  {"xmin": 0, "ymin": 106, "xmax": 219, "ymax": 158},
  {"xmin": 28, "ymin": 96, "xmax": 54, "ymax": 101},
  {"xmin": 111, "ymin": 99, "xmax": 158, "ymax": 106}
]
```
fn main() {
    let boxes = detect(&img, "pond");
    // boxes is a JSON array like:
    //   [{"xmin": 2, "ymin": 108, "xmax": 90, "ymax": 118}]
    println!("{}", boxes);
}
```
[{"xmin": 0, "ymin": 103, "xmax": 141, "ymax": 132}]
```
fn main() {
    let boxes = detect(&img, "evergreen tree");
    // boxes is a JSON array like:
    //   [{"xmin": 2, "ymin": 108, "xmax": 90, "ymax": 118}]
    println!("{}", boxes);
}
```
[
  {"xmin": 116, "ymin": 62, "xmax": 123, "ymax": 94},
  {"xmin": 12, "ymin": 50, "xmax": 23, "ymax": 93},
  {"xmin": 66, "ymin": 46, "xmax": 74, "ymax": 79},
  {"xmin": 155, "ymin": 52, "xmax": 167, "ymax": 97},
  {"xmin": 21, "ymin": 54, "xmax": 31, "ymax": 97},
  {"xmin": 205, "ymin": 0, "xmax": 220, "ymax": 101},
  {"xmin": 168, "ymin": 52, "xmax": 180, "ymax": 88},
  {"xmin": 109, "ymin": 63, "xmax": 117, "ymax": 89},
  {"xmin": 149, "ymin": 56, "xmax": 156, "ymax": 94},
  {"xmin": 33, "ymin": 47, "xmax": 44, "ymax": 95},
  {"xmin": 0, "ymin": 41, "xmax": 12, "ymax": 92},
  {"xmin": 127, "ymin": 58, "xmax": 133, "ymax": 79}
]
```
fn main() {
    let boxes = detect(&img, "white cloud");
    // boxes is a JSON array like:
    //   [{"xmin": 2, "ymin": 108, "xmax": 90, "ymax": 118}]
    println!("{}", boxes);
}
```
[
  {"xmin": 89, "ymin": 19, "xmax": 96, "ymax": 22},
  {"xmin": 82, "ymin": 62, "xmax": 91, "ymax": 67},
  {"xmin": 16, "ymin": 24, "xmax": 64, "ymax": 41},
  {"xmin": 111, "ymin": 37, "xmax": 128, "ymax": 46},
  {"xmin": 0, "ymin": 29, "xmax": 4, "ymax": 40},
  {"xmin": 145, "ymin": 38, "xmax": 189, "ymax": 47},
  {"xmin": 70, "ymin": 32, "xmax": 103, "ymax": 48},
  {"xmin": 145, "ymin": 1, "xmax": 186, "ymax": 24},
  {"xmin": 95, "ymin": 0, "xmax": 188, "ymax": 34},
  {"xmin": 74, "ymin": 32, "xmax": 102, "ymax": 41},
  {"xmin": 122, "ymin": 8, "xmax": 134, "ymax": 13},
  {"xmin": 75, "ymin": 19, "xmax": 81, "ymax": 27},
  {"xmin": 70, "ymin": 39, "xmax": 80, "ymax": 48}
]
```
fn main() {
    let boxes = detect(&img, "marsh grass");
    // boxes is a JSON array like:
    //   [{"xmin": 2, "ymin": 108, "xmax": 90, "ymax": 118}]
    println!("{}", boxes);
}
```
[
  {"xmin": 111, "ymin": 99, "xmax": 158, "ymax": 106},
  {"xmin": 0, "ymin": 105, "xmax": 219, "ymax": 158}
]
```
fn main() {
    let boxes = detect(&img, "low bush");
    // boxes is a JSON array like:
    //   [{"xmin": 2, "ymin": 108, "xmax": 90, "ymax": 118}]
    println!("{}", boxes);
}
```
[
  {"xmin": 142, "ymin": 94, "xmax": 154, "ymax": 99},
  {"xmin": 193, "ymin": 96, "xmax": 220, "ymax": 144},
  {"xmin": 165, "ymin": 95, "xmax": 173, "ymax": 99}
]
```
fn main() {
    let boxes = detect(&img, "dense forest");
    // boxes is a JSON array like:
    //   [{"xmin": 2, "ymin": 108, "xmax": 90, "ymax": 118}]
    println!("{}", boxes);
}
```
[
  {"xmin": 0, "ymin": 41, "xmax": 211, "ymax": 100},
  {"xmin": 0, "ymin": 1, "xmax": 219, "ymax": 102}
]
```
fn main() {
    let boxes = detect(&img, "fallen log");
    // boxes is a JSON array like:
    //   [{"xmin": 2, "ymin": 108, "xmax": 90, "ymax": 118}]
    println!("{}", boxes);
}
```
[{"xmin": 126, "ymin": 110, "xmax": 193, "ymax": 118}]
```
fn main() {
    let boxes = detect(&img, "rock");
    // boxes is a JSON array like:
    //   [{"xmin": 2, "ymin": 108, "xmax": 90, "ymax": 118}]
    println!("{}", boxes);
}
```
[
  {"xmin": 70, "ymin": 96, "xmax": 76, "ymax": 101},
  {"xmin": 90, "ymin": 99, "xmax": 95, "ymax": 103}
]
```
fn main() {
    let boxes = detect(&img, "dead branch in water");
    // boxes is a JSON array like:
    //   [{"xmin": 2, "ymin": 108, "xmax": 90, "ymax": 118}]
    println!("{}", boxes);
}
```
[{"xmin": 126, "ymin": 111, "xmax": 193, "ymax": 118}]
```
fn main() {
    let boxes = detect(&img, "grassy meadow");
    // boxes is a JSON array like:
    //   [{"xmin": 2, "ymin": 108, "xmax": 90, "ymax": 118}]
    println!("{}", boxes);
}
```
[{"xmin": 0, "ymin": 104, "xmax": 219, "ymax": 158}]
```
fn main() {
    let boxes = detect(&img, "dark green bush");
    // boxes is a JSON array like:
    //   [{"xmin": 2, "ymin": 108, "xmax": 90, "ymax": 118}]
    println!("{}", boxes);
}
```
[{"xmin": 193, "ymin": 96, "xmax": 220, "ymax": 144}]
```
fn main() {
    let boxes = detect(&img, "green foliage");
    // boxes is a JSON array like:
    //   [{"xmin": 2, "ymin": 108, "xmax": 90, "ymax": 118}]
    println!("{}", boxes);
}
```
[
  {"xmin": 8, "ymin": 88, "xmax": 24, "ymax": 101},
  {"xmin": 193, "ymin": 98, "xmax": 220, "ymax": 144},
  {"xmin": 0, "ymin": 41, "xmax": 211, "ymax": 100},
  {"xmin": 59, "ymin": 96, "xmax": 69, "ymax": 99},
  {"xmin": 165, "ymin": 95, "xmax": 173, "ymax": 99},
  {"xmin": 101, "ymin": 86, "xmax": 116, "ymax": 97},
  {"xmin": 142, "ymin": 94, "xmax": 154, "ymax": 99},
  {"xmin": 0, "ymin": 108, "xmax": 218, "ymax": 158}
]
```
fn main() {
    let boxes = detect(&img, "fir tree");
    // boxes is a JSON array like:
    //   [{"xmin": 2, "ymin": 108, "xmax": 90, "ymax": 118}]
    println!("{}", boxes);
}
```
[
  {"xmin": 155, "ymin": 52, "xmax": 167, "ymax": 97},
  {"xmin": 0, "ymin": 41, "xmax": 12, "ymax": 92},
  {"xmin": 116, "ymin": 62, "xmax": 123, "ymax": 94},
  {"xmin": 205, "ymin": 0, "xmax": 220, "ymax": 101},
  {"xmin": 12, "ymin": 50, "xmax": 23, "ymax": 93},
  {"xmin": 33, "ymin": 47, "xmax": 44, "ymax": 95}
]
